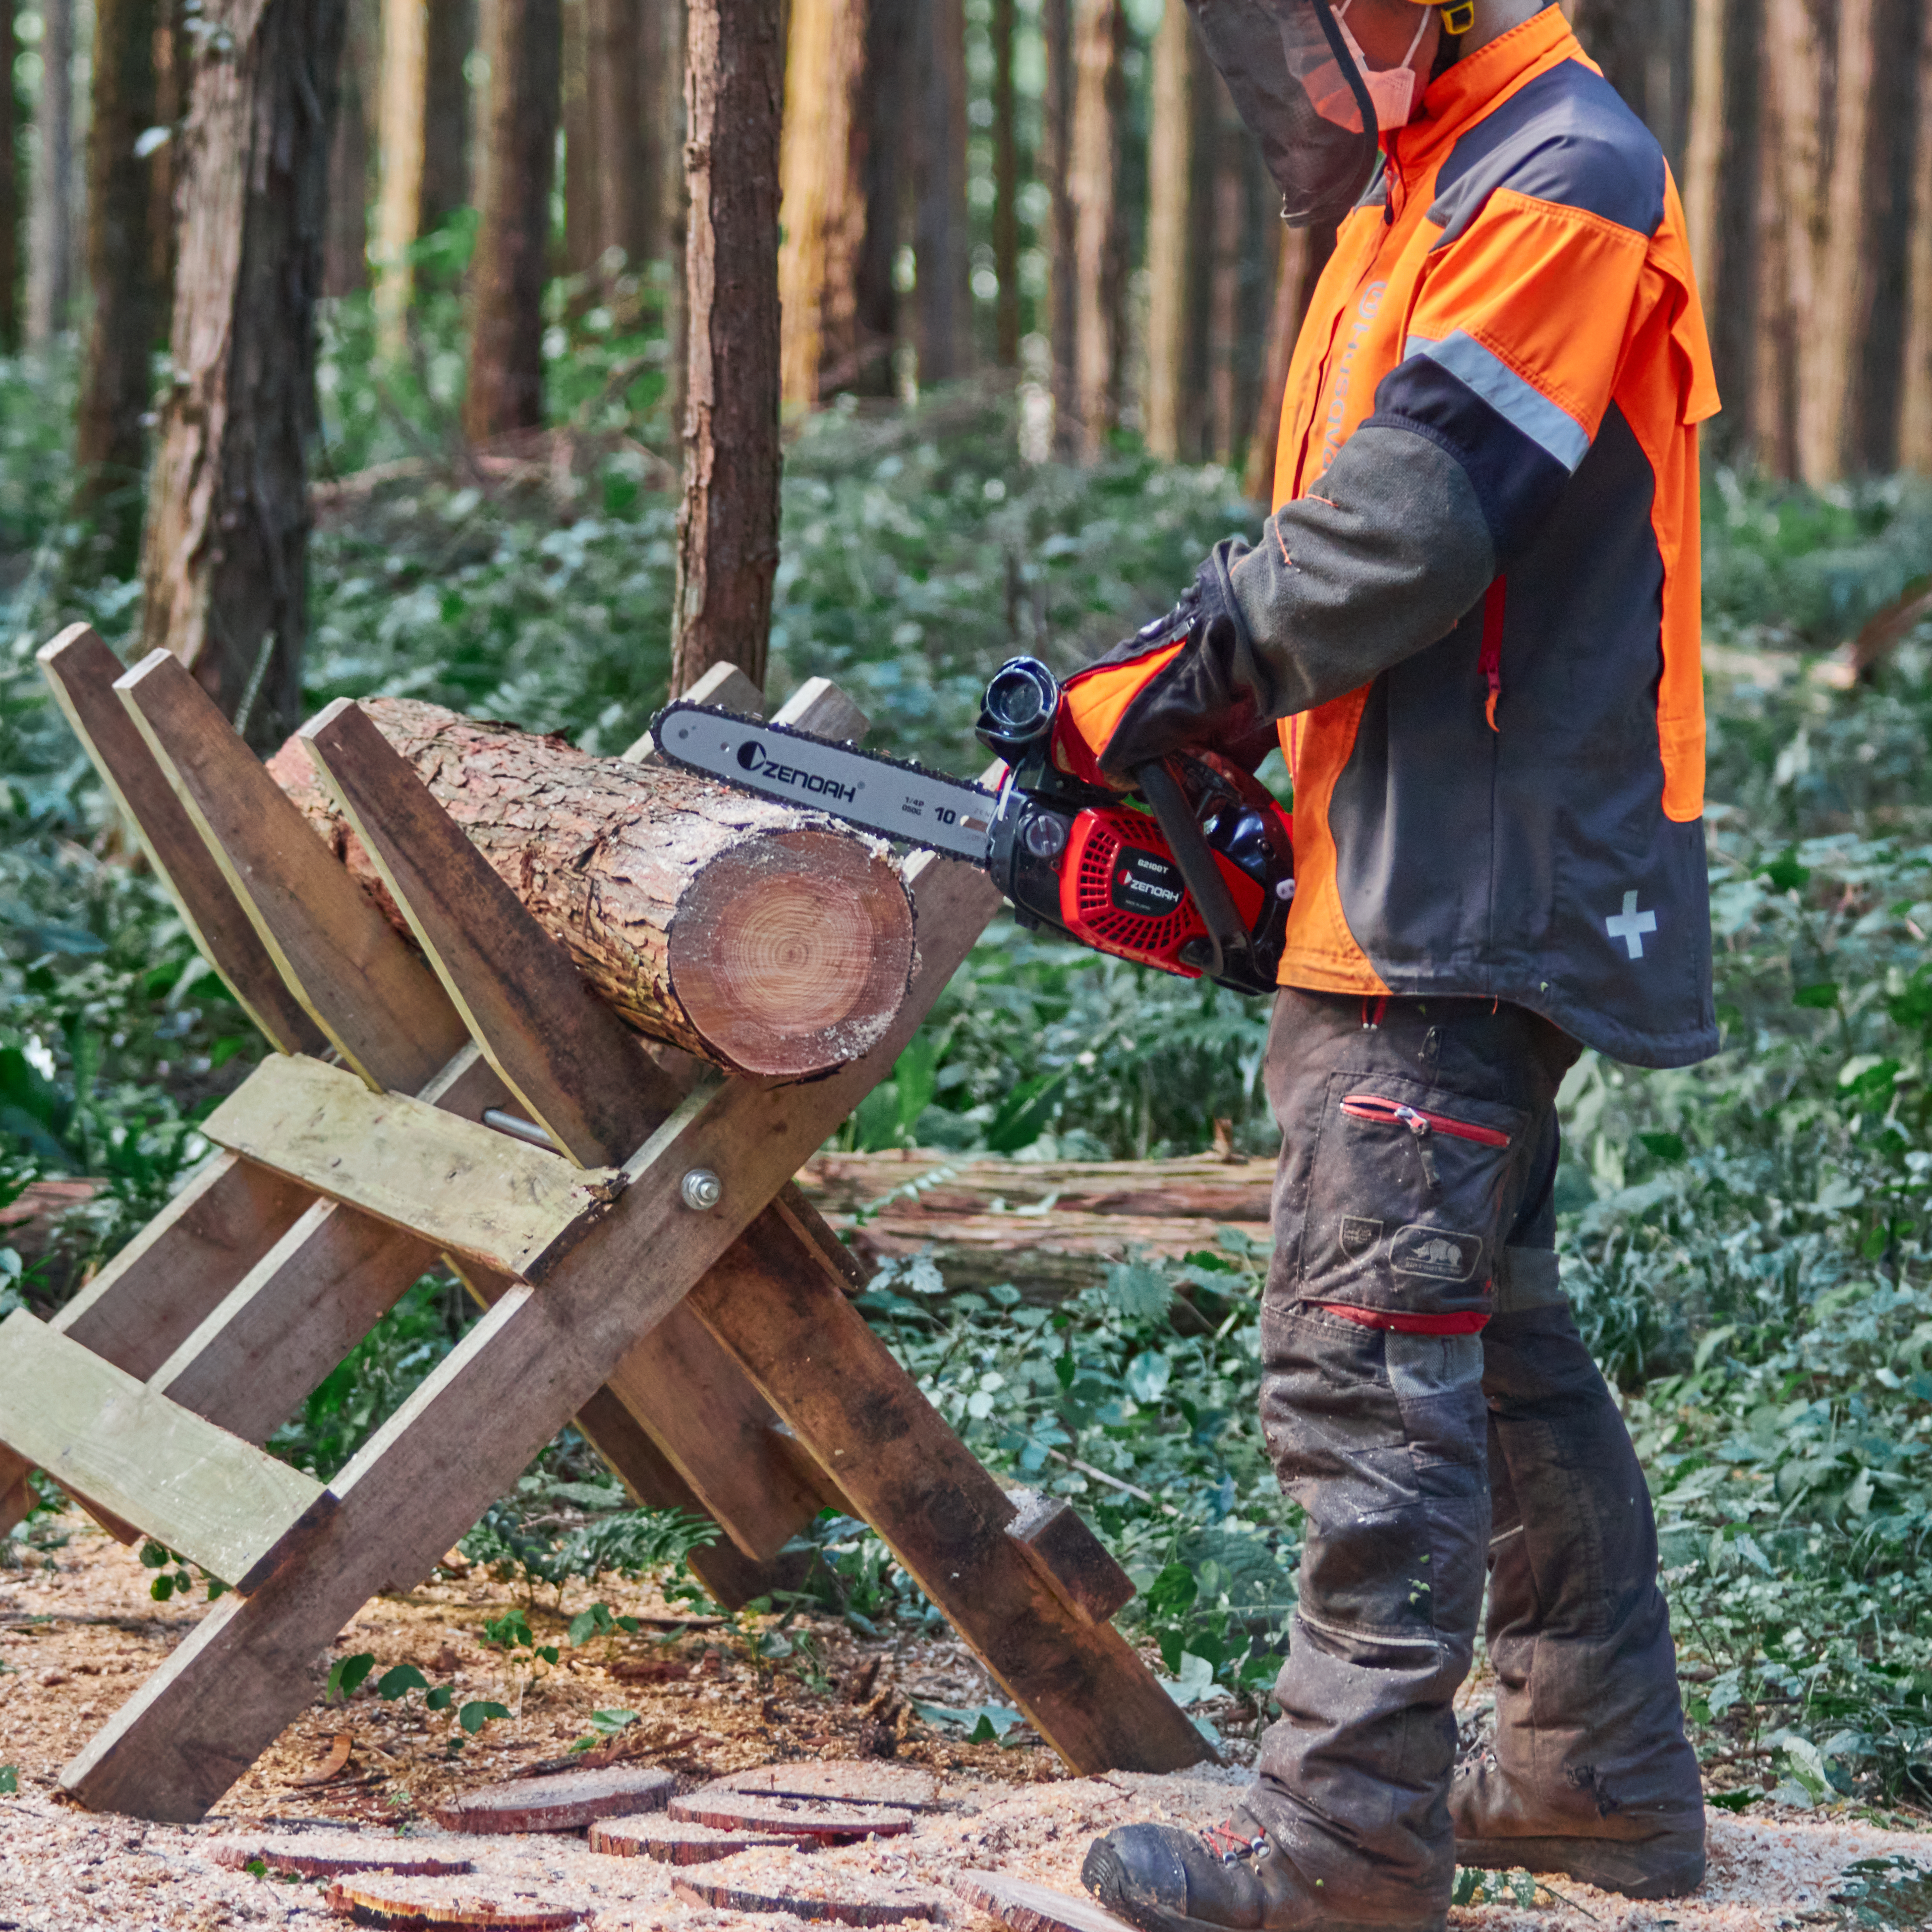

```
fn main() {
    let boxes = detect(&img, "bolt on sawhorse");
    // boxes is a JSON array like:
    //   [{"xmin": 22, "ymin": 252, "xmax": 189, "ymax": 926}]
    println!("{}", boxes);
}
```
[{"xmin": 0, "ymin": 628, "xmax": 1213, "ymax": 1823}]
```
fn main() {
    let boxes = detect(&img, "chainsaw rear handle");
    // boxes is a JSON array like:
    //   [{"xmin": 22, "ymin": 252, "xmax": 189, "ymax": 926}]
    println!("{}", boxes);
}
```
[{"xmin": 1134, "ymin": 758, "xmax": 1256, "ymax": 987}]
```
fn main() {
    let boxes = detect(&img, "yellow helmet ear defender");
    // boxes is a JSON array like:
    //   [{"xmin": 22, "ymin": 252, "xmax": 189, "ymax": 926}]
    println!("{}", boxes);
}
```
[{"xmin": 1437, "ymin": 0, "xmax": 1475, "ymax": 32}]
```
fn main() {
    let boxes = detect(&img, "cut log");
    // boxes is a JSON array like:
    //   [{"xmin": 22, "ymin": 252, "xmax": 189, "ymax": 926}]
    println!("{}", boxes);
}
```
[
  {"xmin": 212, "ymin": 1833, "xmax": 473, "ymax": 1878},
  {"xmin": 707, "ymin": 1761, "xmax": 944, "ymax": 1809},
  {"xmin": 671, "ymin": 1849, "xmax": 949, "ymax": 1924},
  {"xmin": 267, "ymin": 698, "xmax": 916, "ymax": 1080},
  {"xmin": 950, "ymin": 1871, "xmax": 1142, "ymax": 1932},
  {"xmin": 667, "ymin": 1792, "xmax": 916, "ymax": 1840},
  {"xmin": 587, "ymin": 1814, "xmax": 798, "ymax": 1862},
  {"xmin": 323, "ymin": 1874, "xmax": 591, "ymax": 1928},
  {"xmin": 429, "ymin": 1765, "xmax": 676, "ymax": 1834}
]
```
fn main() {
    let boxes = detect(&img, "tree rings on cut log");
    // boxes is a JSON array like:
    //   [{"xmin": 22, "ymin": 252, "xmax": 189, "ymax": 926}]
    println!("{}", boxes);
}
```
[
  {"xmin": 667, "ymin": 1791, "xmax": 916, "ymax": 1841},
  {"xmin": 324, "ymin": 1874, "xmax": 590, "ymax": 1928},
  {"xmin": 267, "ymin": 699, "xmax": 917, "ymax": 1080},
  {"xmin": 707, "ymin": 1761, "xmax": 944, "ymax": 1810},
  {"xmin": 671, "ymin": 1849, "xmax": 949, "ymax": 1924},
  {"xmin": 587, "ymin": 1814, "xmax": 798, "ymax": 1863},
  {"xmin": 430, "ymin": 1765, "xmax": 676, "ymax": 1834},
  {"xmin": 211, "ymin": 1833, "xmax": 474, "ymax": 1879},
  {"xmin": 950, "ymin": 1870, "xmax": 1144, "ymax": 1932}
]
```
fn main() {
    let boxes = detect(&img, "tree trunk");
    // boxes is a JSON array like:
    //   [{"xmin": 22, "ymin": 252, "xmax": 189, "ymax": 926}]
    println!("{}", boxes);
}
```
[
  {"xmin": 1042, "ymin": 0, "xmax": 1077, "ymax": 450},
  {"xmin": 267, "ymin": 698, "xmax": 916, "ymax": 1080},
  {"xmin": 1205, "ymin": 93, "xmax": 1248, "ymax": 465},
  {"xmin": 991, "ymin": 0, "xmax": 1018, "ymax": 366},
  {"xmin": 149, "ymin": 0, "xmax": 187, "ymax": 300},
  {"xmin": 464, "ymin": 0, "xmax": 561, "ymax": 439},
  {"xmin": 851, "ymin": 0, "xmax": 909, "ymax": 396},
  {"xmin": 0, "ymin": 0, "xmax": 20, "ymax": 350},
  {"xmin": 1068, "ymin": 0, "xmax": 1124, "ymax": 459},
  {"xmin": 587, "ymin": 0, "xmax": 648, "ymax": 270},
  {"xmin": 1241, "ymin": 216, "xmax": 1333, "ymax": 502},
  {"xmin": 137, "ymin": 0, "xmax": 347, "ymax": 750},
  {"xmin": 374, "ymin": 0, "xmax": 428, "ymax": 349},
  {"xmin": 322, "ymin": 0, "xmax": 374, "ymax": 294},
  {"xmin": 656, "ymin": 0, "xmax": 687, "ymax": 425},
  {"xmin": 777, "ymin": 0, "xmax": 868, "ymax": 408},
  {"xmin": 563, "ymin": 0, "xmax": 598, "ymax": 274},
  {"xmin": 1900, "ymin": 0, "xmax": 1932, "ymax": 468},
  {"xmin": 670, "ymin": 0, "xmax": 781, "ymax": 693},
  {"xmin": 75, "ymin": 0, "xmax": 161, "ymax": 574},
  {"xmin": 913, "ymin": 0, "xmax": 969, "ymax": 384},
  {"xmin": 26, "ymin": 0, "xmax": 77, "ymax": 346},
  {"xmin": 419, "ymin": 0, "xmax": 472, "ymax": 232},
  {"xmin": 1143, "ymin": 0, "xmax": 1201, "ymax": 461},
  {"xmin": 1568, "ymin": 0, "xmax": 1692, "ymax": 170}
]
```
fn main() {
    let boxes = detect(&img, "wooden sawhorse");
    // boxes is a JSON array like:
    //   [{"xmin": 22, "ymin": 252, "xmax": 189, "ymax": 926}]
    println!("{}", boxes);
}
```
[{"xmin": 0, "ymin": 629, "xmax": 1210, "ymax": 1822}]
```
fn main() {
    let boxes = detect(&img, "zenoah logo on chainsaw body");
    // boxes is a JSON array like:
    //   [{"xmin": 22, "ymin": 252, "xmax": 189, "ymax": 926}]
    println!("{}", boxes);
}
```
[
  {"xmin": 734, "ymin": 737, "xmax": 860, "ymax": 805},
  {"xmin": 1111, "ymin": 849, "xmax": 1186, "ymax": 920}
]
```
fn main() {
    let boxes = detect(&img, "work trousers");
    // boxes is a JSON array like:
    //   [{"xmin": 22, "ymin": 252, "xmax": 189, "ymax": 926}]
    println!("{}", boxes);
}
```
[{"xmin": 1245, "ymin": 990, "xmax": 1698, "ymax": 1918}]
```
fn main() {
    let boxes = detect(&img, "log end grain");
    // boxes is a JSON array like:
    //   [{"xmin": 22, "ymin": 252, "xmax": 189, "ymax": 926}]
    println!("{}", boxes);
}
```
[
  {"xmin": 587, "ymin": 1814, "xmax": 798, "ymax": 1863},
  {"xmin": 949, "ymin": 1871, "xmax": 1144, "ymax": 1932},
  {"xmin": 670, "ymin": 1848, "xmax": 950, "ymax": 1924},
  {"xmin": 211, "ymin": 1832, "xmax": 473, "ymax": 1879},
  {"xmin": 708, "ymin": 1761, "xmax": 943, "ymax": 1810},
  {"xmin": 430, "ymin": 1765, "xmax": 676, "ymax": 1834},
  {"xmin": 668, "ymin": 826, "xmax": 915, "ymax": 1079},
  {"xmin": 666, "ymin": 1792, "xmax": 915, "ymax": 1841},
  {"xmin": 324, "ymin": 1873, "xmax": 591, "ymax": 1928}
]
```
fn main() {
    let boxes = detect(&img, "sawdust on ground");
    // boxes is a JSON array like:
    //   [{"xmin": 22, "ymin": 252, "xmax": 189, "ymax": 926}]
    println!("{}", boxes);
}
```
[{"xmin": 1, "ymin": 1526, "xmax": 1925, "ymax": 1931}]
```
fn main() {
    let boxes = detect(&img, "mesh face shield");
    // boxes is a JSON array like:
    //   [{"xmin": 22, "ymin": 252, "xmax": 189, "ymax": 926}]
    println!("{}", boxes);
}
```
[{"xmin": 1181, "ymin": 0, "xmax": 1381, "ymax": 230}]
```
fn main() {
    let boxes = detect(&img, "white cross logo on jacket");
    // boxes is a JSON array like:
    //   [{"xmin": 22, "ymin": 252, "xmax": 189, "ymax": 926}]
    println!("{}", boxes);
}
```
[{"xmin": 1607, "ymin": 891, "xmax": 1658, "ymax": 959}]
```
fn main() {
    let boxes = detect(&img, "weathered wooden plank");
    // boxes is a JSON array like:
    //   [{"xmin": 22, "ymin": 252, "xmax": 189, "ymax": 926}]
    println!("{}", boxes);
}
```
[
  {"xmin": 770, "ymin": 677, "xmax": 869, "ymax": 742},
  {"xmin": 0, "ymin": 1311, "xmax": 322, "ymax": 1584},
  {"xmin": 114, "ymin": 649, "xmax": 469, "ymax": 1093},
  {"xmin": 690, "ymin": 1192, "xmax": 1208, "ymax": 1776},
  {"xmin": 37, "ymin": 627, "xmax": 327, "ymax": 1056},
  {"xmin": 297, "ymin": 696, "xmax": 677, "ymax": 1168},
  {"xmin": 201, "ymin": 1055, "xmax": 624, "ymax": 1282},
  {"xmin": 1007, "ymin": 1495, "xmax": 1137, "ymax": 1626}
]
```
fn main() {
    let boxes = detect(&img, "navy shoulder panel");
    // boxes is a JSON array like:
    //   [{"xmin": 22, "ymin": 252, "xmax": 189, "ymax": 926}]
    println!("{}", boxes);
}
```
[{"xmin": 1428, "ymin": 60, "xmax": 1666, "ymax": 247}]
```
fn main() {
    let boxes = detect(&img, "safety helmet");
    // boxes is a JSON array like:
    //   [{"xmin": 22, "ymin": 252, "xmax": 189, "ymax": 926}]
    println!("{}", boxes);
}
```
[{"xmin": 1183, "ymin": 0, "xmax": 1468, "ymax": 230}]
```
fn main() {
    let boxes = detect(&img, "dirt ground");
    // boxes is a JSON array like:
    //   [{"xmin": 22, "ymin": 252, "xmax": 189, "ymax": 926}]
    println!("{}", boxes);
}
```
[{"xmin": 2, "ymin": 1525, "xmax": 1927, "ymax": 1932}]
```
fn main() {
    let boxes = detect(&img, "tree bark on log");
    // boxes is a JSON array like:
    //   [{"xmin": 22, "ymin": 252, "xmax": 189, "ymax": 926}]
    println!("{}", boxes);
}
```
[
  {"xmin": 137, "ymin": 0, "xmax": 347, "ymax": 751},
  {"xmin": 267, "ymin": 698, "xmax": 915, "ymax": 1081},
  {"xmin": 670, "ymin": 0, "xmax": 782, "ymax": 694},
  {"xmin": 464, "ymin": 0, "xmax": 561, "ymax": 439}
]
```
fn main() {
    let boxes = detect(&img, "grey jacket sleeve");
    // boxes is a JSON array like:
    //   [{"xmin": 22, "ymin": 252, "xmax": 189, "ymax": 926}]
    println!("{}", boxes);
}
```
[{"xmin": 1224, "ymin": 422, "xmax": 1499, "ymax": 719}]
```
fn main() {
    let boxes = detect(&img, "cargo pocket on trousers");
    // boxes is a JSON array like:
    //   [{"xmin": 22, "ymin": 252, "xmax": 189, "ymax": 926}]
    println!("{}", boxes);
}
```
[{"xmin": 1290, "ymin": 1073, "xmax": 1528, "ymax": 1320}]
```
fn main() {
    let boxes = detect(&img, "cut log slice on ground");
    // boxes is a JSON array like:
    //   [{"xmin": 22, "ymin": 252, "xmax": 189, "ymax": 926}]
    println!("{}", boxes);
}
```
[
  {"xmin": 587, "ymin": 1813, "xmax": 800, "ymax": 1863},
  {"xmin": 324, "ymin": 1873, "xmax": 592, "ymax": 1928},
  {"xmin": 667, "ymin": 1791, "xmax": 916, "ymax": 1840},
  {"xmin": 268, "ymin": 697, "xmax": 916, "ymax": 1081},
  {"xmin": 671, "ymin": 1848, "xmax": 949, "ymax": 1924},
  {"xmin": 429, "ymin": 1765, "xmax": 676, "ymax": 1834},
  {"xmin": 707, "ymin": 1761, "xmax": 944, "ymax": 1809},
  {"xmin": 950, "ymin": 1870, "xmax": 1143, "ymax": 1932},
  {"xmin": 211, "ymin": 1833, "xmax": 474, "ymax": 1878}
]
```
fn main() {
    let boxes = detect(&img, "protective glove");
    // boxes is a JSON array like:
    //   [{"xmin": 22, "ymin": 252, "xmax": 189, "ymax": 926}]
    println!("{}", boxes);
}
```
[{"xmin": 1052, "ymin": 539, "xmax": 1280, "ymax": 788}]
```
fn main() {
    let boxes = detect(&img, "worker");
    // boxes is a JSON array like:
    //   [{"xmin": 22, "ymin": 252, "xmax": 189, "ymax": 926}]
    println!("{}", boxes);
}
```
[{"xmin": 1058, "ymin": 3, "xmax": 1718, "ymax": 1929}]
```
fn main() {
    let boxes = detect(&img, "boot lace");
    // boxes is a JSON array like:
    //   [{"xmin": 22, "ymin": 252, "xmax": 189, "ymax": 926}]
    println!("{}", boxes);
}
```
[{"xmin": 1199, "ymin": 1819, "xmax": 1269, "ymax": 1865}]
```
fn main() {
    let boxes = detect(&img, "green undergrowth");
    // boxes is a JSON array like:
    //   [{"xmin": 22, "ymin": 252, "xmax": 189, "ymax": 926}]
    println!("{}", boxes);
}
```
[{"xmin": 3, "ymin": 356, "xmax": 1932, "ymax": 1806}]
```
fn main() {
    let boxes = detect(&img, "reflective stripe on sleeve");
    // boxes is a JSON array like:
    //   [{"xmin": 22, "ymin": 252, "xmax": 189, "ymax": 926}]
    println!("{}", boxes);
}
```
[{"xmin": 1411, "ymin": 331, "xmax": 1589, "ymax": 472}]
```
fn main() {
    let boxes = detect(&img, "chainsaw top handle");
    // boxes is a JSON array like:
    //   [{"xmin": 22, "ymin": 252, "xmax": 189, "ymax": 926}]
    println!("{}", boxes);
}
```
[{"xmin": 1134, "ymin": 758, "xmax": 1257, "ymax": 987}]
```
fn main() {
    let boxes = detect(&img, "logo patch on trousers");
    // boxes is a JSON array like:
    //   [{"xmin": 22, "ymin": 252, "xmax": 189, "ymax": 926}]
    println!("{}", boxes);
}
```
[
  {"xmin": 1391, "ymin": 1226, "xmax": 1483, "ymax": 1282},
  {"xmin": 1339, "ymin": 1216, "xmax": 1384, "ymax": 1262}
]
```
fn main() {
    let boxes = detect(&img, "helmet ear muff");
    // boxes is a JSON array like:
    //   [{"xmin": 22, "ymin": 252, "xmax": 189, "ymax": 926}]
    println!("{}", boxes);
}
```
[{"xmin": 1439, "ymin": 0, "xmax": 1475, "ymax": 31}]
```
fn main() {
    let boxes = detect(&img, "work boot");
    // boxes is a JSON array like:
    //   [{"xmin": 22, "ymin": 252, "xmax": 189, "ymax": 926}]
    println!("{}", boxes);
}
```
[
  {"xmin": 1456, "ymin": 1303, "xmax": 1708, "ymax": 1901},
  {"xmin": 1082, "ymin": 1812, "xmax": 1446, "ymax": 1932}
]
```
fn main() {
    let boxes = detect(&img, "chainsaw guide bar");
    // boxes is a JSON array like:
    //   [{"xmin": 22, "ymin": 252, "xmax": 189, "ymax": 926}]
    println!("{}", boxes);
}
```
[{"xmin": 652, "ymin": 701, "xmax": 1000, "ymax": 863}]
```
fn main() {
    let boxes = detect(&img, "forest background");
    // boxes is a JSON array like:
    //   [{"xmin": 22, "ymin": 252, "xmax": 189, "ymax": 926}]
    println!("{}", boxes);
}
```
[{"xmin": 3, "ymin": 0, "xmax": 1932, "ymax": 1839}]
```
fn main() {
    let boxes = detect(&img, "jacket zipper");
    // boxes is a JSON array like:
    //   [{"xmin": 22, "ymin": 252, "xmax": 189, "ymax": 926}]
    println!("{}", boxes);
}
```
[{"xmin": 1340, "ymin": 1093, "xmax": 1511, "ymax": 1193}]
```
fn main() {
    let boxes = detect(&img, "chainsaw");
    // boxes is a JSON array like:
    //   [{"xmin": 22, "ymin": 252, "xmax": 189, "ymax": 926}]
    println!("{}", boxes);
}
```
[{"xmin": 650, "ymin": 657, "xmax": 1295, "ymax": 997}]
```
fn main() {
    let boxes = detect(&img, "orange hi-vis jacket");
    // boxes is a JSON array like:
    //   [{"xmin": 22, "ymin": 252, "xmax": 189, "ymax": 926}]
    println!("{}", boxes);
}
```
[{"xmin": 1066, "ymin": 9, "xmax": 1722, "ymax": 1068}]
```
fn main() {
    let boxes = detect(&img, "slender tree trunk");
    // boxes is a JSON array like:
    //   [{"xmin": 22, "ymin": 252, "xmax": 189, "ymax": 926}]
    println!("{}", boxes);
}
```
[
  {"xmin": 563, "ymin": 0, "xmax": 598, "ymax": 273},
  {"xmin": 1206, "ymin": 92, "xmax": 1247, "ymax": 465},
  {"xmin": 149, "ymin": 0, "xmax": 187, "ymax": 299},
  {"xmin": 1242, "ymin": 217, "xmax": 1332, "ymax": 501},
  {"xmin": 1068, "ymin": 0, "xmax": 1123, "ymax": 458},
  {"xmin": 1143, "ymin": 0, "xmax": 1197, "ymax": 460},
  {"xmin": 851, "ymin": 0, "xmax": 908, "ymax": 395},
  {"xmin": 74, "ymin": 0, "xmax": 160, "ymax": 571},
  {"xmin": 1807, "ymin": 0, "xmax": 1868, "ymax": 480},
  {"xmin": 322, "ymin": 0, "xmax": 373, "ymax": 292},
  {"xmin": 27, "ymin": 0, "xmax": 77, "ymax": 345},
  {"xmin": 1754, "ymin": 0, "xmax": 1801, "ymax": 478},
  {"xmin": 464, "ymin": 0, "xmax": 561, "ymax": 439},
  {"xmin": 1042, "ymin": 0, "xmax": 1077, "ymax": 449},
  {"xmin": 657, "ymin": 0, "xmax": 687, "ymax": 428},
  {"xmin": 777, "ymin": 0, "xmax": 867, "ymax": 408},
  {"xmin": 1900, "ymin": 0, "xmax": 1932, "ymax": 467},
  {"xmin": 373, "ymin": 0, "xmax": 427, "ymax": 347},
  {"xmin": 670, "ymin": 0, "xmax": 781, "ymax": 693},
  {"xmin": 913, "ymin": 0, "xmax": 969, "ymax": 383},
  {"xmin": 991, "ymin": 0, "xmax": 1018, "ymax": 366},
  {"xmin": 418, "ymin": 0, "xmax": 471, "ymax": 230},
  {"xmin": 587, "ymin": 0, "xmax": 647, "ymax": 269},
  {"xmin": 0, "ymin": 0, "xmax": 20, "ymax": 350},
  {"xmin": 139, "ymin": 0, "xmax": 348, "ymax": 749}
]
